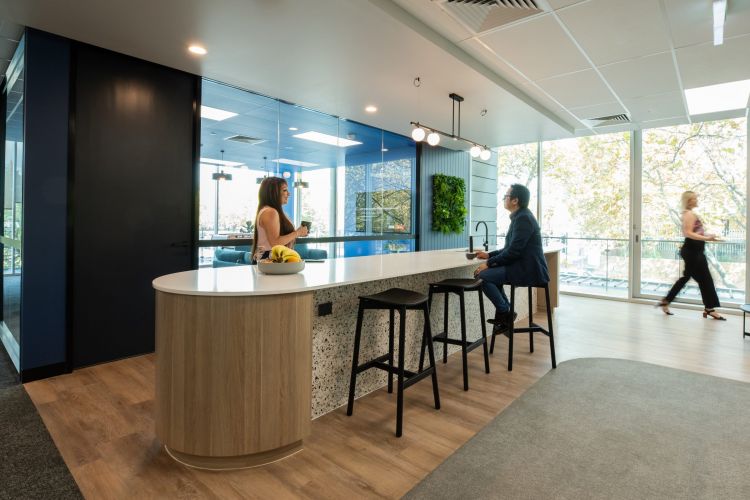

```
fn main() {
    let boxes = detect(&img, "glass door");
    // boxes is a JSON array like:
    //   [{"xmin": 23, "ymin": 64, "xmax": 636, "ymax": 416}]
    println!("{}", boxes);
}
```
[{"xmin": 637, "ymin": 118, "xmax": 747, "ymax": 304}]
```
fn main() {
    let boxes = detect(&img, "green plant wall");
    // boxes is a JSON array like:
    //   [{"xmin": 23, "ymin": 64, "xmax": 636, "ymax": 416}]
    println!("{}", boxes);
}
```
[{"xmin": 432, "ymin": 174, "xmax": 468, "ymax": 233}]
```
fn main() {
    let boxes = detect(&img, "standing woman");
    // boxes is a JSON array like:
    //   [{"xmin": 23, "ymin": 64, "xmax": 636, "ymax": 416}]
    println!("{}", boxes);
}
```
[
  {"xmin": 252, "ymin": 177, "xmax": 308, "ymax": 262},
  {"xmin": 658, "ymin": 191, "xmax": 725, "ymax": 320}
]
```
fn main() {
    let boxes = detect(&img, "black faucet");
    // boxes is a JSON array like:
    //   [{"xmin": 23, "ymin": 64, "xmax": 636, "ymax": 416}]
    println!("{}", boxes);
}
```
[{"xmin": 475, "ymin": 221, "xmax": 489, "ymax": 251}]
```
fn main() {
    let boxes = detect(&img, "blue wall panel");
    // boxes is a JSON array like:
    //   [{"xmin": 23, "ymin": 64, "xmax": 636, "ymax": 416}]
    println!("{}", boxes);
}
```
[
  {"xmin": 22, "ymin": 29, "xmax": 70, "ymax": 374},
  {"xmin": 470, "ymin": 155, "xmax": 498, "ymax": 249},
  {"xmin": 419, "ymin": 146, "xmax": 471, "ymax": 251}
]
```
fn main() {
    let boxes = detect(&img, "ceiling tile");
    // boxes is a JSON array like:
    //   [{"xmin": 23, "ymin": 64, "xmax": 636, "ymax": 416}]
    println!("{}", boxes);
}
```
[
  {"xmin": 391, "ymin": 0, "xmax": 475, "ymax": 44},
  {"xmin": 459, "ymin": 38, "xmax": 532, "ymax": 90},
  {"xmin": 664, "ymin": 0, "xmax": 750, "ymax": 49},
  {"xmin": 557, "ymin": 0, "xmax": 672, "ymax": 66},
  {"xmin": 548, "ymin": 0, "xmax": 587, "ymax": 9},
  {"xmin": 623, "ymin": 91, "xmax": 687, "ymax": 122},
  {"xmin": 0, "ymin": 21, "xmax": 24, "ymax": 41},
  {"xmin": 676, "ymin": 35, "xmax": 750, "ymax": 89},
  {"xmin": 568, "ymin": 101, "xmax": 627, "ymax": 121},
  {"xmin": 599, "ymin": 52, "xmax": 680, "ymax": 99},
  {"xmin": 536, "ymin": 69, "xmax": 616, "ymax": 109},
  {"xmin": 640, "ymin": 116, "xmax": 690, "ymax": 130},
  {"xmin": 479, "ymin": 14, "xmax": 591, "ymax": 81}
]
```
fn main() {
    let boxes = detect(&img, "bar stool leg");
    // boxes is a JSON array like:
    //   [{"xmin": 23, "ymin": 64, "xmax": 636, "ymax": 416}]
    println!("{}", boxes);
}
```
[
  {"xmin": 396, "ymin": 307, "xmax": 407, "ymax": 437},
  {"xmin": 442, "ymin": 292, "xmax": 449, "ymax": 364},
  {"xmin": 388, "ymin": 308, "xmax": 395, "ymax": 394},
  {"xmin": 419, "ymin": 288, "xmax": 435, "ymax": 372},
  {"xmin": 545, "ymin": 285, "xmax": 557, "ymax": 369},
  {"xmin": 528, "ymin": 286, "xmax": 534, "ymax": 353},
  {"xmin": 347, "ymin": 303, "xmax": 366, "ymax": 416},
  {"xmin": 508, "ymin": 285, "xmax": 515, "ymax": 372},
  {"xmin": 459, "ymin": 291, "xmax": 469, "ymax": 391},
  {"xmin": 422, "ymin": 303, "xmax": 440, "ymax": 410},
  {"xmin": 478, "ymin": 289, "xmax": 490, "ymax": 374}
]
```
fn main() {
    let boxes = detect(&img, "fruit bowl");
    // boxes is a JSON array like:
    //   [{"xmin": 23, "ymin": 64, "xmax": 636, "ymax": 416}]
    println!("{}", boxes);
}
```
[{"xmin": 257, "ymin": 260, "xmax": 306, "ymax": 275}]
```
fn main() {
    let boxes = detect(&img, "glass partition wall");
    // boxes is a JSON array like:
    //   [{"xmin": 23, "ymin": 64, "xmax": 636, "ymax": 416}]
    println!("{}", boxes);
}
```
[
  {"xmin": 0, "ymin": 35, "xmax": 24, "ymax": 367},
  {"xmin": 198, "ymin": 79, "xmax": 416, "ymax": 267},
  {"xmin": 496, "ymin": 118, "xmax": 747, "ymax": 306}
]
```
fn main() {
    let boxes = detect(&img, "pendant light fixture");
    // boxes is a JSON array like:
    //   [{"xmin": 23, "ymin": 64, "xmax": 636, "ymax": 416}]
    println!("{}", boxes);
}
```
[
  {"xmin": 211, "ymin": 150, "xmax": 233, "ymax": 181},
  {"xmin": 411, "ymin": 93, "xmax": 492, "ymax": 160},
  {"xmin": 256, "ymin": 156, "xmax": 270, "ymax": 184}
]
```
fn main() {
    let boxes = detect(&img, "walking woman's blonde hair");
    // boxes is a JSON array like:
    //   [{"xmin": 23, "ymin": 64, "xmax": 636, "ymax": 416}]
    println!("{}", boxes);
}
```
[{"xmin": 680, "ymin": 191, "xmax": 696, "ymax": 210}]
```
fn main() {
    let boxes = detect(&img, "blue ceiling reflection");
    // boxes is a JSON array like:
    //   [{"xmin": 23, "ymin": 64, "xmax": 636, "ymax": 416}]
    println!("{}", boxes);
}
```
[{"xmin": 200, "ymin": 79, "xmax": 415, "ymax": 172}]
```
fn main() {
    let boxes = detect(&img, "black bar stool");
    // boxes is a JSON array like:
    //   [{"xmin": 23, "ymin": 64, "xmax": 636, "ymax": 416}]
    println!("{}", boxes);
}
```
[
  {"xmin": 418, "ymin": 278, "xmax": 490, "ymax": 391},
  {"xmin": 490, "ymin": 282, "xmax": 556, "ymax": 372},
  {"xmin": 346, "ymin": 287, "xmax": 441, "ymax": 437}
]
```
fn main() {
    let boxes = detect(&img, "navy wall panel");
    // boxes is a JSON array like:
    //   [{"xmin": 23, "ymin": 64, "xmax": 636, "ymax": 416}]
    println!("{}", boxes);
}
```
[{"xmin": 21, "ymin": 29, "xmax": 70, "ymax": 375}]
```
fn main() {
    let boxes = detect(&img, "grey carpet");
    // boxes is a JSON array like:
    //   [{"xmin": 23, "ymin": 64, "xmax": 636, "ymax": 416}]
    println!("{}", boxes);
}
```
[
  {"xmin": 0, "ymin": 348, "xmax": 82, "ymax": 500},
  {"xmin": 405, "ymin": 358, "xmax": 750, "ymax": 500}
]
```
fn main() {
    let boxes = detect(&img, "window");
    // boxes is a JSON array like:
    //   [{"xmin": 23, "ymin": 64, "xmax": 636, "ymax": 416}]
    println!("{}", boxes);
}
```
[{"xmin": 199, "ymin": 79, "xmax": 416, "ymax": 265}]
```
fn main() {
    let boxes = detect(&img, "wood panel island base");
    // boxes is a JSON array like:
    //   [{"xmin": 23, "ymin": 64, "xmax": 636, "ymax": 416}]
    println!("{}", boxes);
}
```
[{"xmin": 153, "ymin": 248, "xmax": 560, "ymax": 470}]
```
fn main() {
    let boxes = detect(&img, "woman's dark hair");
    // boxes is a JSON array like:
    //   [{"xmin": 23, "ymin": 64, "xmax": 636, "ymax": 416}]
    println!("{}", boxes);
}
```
[
  {"xmin": 509, "ymin": 183, "xmax": 530, "ymax": 209},
  {"xmin": 252, "ymin": 177, "xmax": 295, "ymax": 256}
]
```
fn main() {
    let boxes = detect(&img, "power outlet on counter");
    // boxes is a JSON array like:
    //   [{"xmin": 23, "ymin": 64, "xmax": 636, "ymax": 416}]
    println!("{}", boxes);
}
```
[{"xmin": 318, "ymin": 302, "xmax": 332, "ymax": 316}]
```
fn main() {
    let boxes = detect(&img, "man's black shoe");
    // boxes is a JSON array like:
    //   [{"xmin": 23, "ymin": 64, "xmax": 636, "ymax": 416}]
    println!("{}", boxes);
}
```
[{"xmin": 487, "ymin": 311, "xmax": 517, "ymax": 326}]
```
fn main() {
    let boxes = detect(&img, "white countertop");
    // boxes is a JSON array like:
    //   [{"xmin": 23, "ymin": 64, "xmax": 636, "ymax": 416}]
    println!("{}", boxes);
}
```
[{"xmin": 153, "ymin": 247, "xmax": 561, "ymax": 297}]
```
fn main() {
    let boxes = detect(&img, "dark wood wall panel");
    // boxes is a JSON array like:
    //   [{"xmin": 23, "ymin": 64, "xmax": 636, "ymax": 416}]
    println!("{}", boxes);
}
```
[{"xmin": 72, "ymin": 44, "xmax": 198, "ymax": 367}]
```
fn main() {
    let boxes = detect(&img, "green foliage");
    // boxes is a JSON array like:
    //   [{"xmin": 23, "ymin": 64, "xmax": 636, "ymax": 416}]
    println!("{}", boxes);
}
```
[{"xmin": 432, "ymin": 174, "xmax": 467, "ymax": 234}]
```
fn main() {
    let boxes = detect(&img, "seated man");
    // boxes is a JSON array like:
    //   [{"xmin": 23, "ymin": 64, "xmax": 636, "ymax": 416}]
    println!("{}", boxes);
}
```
[{"xmin": 474, "ymin": 183, "xmax": 549, "ymax": 333}]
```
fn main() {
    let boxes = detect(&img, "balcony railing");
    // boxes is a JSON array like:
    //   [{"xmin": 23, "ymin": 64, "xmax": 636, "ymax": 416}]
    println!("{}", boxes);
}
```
[{"xmin": 493, "ymin": 235, "xmax": 746, "ymax": 303}]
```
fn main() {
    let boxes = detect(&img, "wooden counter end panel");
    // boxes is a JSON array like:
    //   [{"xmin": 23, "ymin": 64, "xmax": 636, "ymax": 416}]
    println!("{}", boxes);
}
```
[{"xmin": 156, "ymin": 291, "xmax": 312, "ymax": 459}]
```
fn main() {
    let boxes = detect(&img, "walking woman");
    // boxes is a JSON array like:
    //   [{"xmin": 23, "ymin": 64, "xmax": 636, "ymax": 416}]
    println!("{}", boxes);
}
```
[{"xmin": 658, "ymin": 191, "xmax": 725, "ymax": 320}]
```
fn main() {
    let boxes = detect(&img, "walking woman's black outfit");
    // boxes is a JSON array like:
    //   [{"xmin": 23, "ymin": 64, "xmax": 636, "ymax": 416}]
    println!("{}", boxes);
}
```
[{"xmin": 663, "ymin": 214, "xmax": 720, "ymax": 309}]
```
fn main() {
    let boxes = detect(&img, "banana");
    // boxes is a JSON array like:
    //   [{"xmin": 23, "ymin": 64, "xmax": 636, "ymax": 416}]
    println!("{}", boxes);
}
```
[{"xmin": 270, "ymin": 245, "xmax": 302, "ymax": 263}]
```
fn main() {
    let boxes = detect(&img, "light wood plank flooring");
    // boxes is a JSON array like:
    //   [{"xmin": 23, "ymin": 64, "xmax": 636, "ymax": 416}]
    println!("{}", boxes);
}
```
[{"xmin": 24, "ymin": 296, "xmax": 750, "ymax": 499}]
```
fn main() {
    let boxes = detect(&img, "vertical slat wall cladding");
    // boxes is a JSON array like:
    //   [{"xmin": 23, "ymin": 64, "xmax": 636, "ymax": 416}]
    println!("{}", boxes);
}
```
[
  {"xmin": 470, "ymin": 155, "xmax": 498, "ymax": 249},
  {"xmin": 419, "ymin": 147, "xmax": 471, "ymax": 251}
]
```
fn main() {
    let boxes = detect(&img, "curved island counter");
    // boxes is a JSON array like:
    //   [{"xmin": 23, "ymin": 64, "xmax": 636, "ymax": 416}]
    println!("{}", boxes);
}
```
[{"xmin": 153, "ymin": 248, "xmax": 560, "ymax": 470}]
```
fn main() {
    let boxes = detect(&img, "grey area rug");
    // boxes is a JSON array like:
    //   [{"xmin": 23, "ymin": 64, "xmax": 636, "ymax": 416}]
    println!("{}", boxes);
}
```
[
  {"xmin": 0, "ymin": 348, "xmax": 82, "ymax": 500},
  {"xmin": 405, "ymin": 358, "xmax": 750, "ymax": 500}
]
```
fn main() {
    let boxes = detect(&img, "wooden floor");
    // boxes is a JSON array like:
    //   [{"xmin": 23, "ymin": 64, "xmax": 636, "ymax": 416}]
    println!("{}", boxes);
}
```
[{"xmin": 24, "ymin": 296, "xmax": 750, "ymax": 499}]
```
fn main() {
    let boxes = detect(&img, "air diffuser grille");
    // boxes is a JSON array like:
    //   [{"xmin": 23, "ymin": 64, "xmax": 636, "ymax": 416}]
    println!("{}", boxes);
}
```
[{"xmin": 225, "ymin": 134, "xmax": 266, "ymax": 146}]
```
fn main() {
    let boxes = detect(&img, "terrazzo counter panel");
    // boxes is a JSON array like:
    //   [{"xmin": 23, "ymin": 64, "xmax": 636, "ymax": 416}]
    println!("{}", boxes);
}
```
[{"xmin": 152, "ymin": 248, "xmax": 560, "ymax": 469}]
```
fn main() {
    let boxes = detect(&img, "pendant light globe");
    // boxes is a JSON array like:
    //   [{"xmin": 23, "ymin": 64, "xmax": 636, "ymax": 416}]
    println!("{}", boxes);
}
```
[{"xmin": 427, "ymin": 132, "xmax": 440, "ymax": 146}]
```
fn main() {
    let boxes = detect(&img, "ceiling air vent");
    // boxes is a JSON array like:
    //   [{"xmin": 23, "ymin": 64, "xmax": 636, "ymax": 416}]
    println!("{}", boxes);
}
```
[
  {"xmin": 583, "ymin": 114, "xmax": 630, "ymax": 127},
  {"xmin": 224, "ymin": 134, "xmax": 266, "ymax": 146},
  {"xmin": 444, "ymin": 0, "xmax": 543, "ymax": 33}
]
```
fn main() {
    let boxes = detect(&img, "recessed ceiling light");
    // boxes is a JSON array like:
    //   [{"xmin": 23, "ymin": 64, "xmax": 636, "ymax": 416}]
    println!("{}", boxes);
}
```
[
  {"xmin": 381, "ymin": 148, "xmax": 388, "ymax": 152},
  {"xmin": 293, "ymin": 131, "xmax": 362, "ymax": 148},
  {"xmin": 684, "ymin": 79, "xmax": 750, "ymax": 115},
  {"xmin": 200, "ymin": 105, "xmax": 237, "ymax": 121},
  {"xmin": 365, "ymin": 105, "xmax": 378, "ymax": 113},
  {"xmin": 289, "ymin": 127, "xmax": 298, "ymax": 131},
  {"xmin": 188, "ymin": 45, "xmax": 207, "ymax": 55},
  {"xmin": 713, "ymin": 0, "xmax": 727, "ymax": 46},
  {"xmin": 200, "ymin": 157, "xmax": 244, "ymax": 167},
  {"xmin": 271, "ymin": 158, "xmax": 319, "ymax": 168}
]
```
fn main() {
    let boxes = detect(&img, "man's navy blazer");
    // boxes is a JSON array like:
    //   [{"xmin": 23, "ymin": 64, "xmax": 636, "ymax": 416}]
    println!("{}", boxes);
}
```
[{"xmin": 486, "ymin": 207, "xmax": 549, "ymax": 286}]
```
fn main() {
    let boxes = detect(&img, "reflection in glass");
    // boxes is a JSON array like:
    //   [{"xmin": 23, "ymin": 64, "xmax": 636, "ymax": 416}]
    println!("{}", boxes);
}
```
[
  {"xmin": 2, "ymin": 36, "xmax": 24, "ymax": 361},
  {"xmin": 199, "ymin": 79, "xmax": 416, "ymax": 265}
]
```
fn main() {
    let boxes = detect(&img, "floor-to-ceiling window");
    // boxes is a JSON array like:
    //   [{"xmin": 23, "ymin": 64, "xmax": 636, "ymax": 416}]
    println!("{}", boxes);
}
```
[
  {"xmin": 496, "ymin": 143, "xmax": 538, "ymax": 236},
  {"xmin": 198, "ymin": 79, "xmax": 416, "ymax": 266},
  {"xmin": 541, "ymin": 132, "xmax": 631, "ymax": 297},
  {"xmin": 496, "ymin": 118, "xmax": 747, "ymax": 306},
  {"xmin": 639, "ymin": 118, "xmax": 747, "ymax": 304},
  {"xmin": 1, "ymin": 35, "xmax": 24, "ymax": 365}
]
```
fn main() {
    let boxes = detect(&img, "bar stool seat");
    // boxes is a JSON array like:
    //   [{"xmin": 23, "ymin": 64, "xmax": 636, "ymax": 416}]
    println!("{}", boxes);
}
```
[
  {"xmin": 347, "ymin": 287, "xmax": 440, "ymax": 437},
  {"xmin": 490, "ymin": 282, "xmax": 556, "ymax": 372},
  {"xmin": 419, "ymin": 278, "xmax": 489, "ymax": 391}
]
